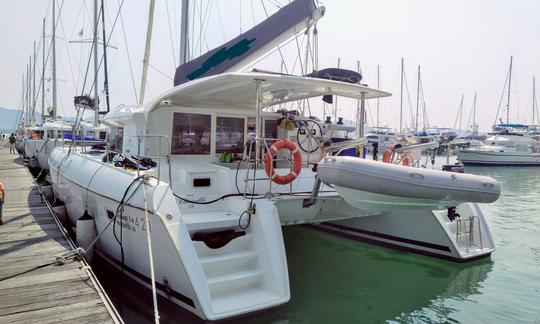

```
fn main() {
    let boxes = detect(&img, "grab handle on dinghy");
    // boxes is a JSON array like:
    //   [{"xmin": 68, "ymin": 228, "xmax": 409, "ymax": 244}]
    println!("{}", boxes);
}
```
[{"xmin": 408, "ymin": 172, "xmax": 425, "ymax": 179}]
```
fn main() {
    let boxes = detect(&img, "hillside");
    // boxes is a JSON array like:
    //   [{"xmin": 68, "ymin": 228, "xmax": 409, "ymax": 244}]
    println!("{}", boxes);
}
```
[{"xmin": 0, "ymin": 106, "xmax": 41, "ymax": 131}]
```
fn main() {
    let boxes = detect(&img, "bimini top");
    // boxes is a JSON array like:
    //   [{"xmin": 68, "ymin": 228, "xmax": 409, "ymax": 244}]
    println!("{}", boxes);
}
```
[
  {"xmin": 145, "ymin": 72, "xmax": 391, "ymax": 113},
  {"xmin": 494, "ymin": 123, "xmax": 528, "ymax": 128}
]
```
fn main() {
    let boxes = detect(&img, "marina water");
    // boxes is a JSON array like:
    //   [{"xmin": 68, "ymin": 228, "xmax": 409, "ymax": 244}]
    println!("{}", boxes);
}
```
[{"xmin": 93, "ymin": 157, "xmax": 540, "ymax": 323}]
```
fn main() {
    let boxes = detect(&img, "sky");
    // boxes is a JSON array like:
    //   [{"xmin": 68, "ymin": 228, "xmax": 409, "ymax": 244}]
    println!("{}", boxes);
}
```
[{"xmin": 1, "ymin": 0, "xmax": 540, "ymax": 133}]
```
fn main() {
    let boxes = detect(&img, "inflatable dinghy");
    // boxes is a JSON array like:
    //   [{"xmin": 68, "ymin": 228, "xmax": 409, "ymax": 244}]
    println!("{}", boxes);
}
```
[{"xmin": 317, "ymin": 156, "xmax": 501, "ymax": 213}]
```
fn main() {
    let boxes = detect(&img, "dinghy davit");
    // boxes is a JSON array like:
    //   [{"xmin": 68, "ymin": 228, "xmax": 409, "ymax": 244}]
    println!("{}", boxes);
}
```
[{"xmin": 317, "ymin": 156, "xmax": 501, "ymax": 213}]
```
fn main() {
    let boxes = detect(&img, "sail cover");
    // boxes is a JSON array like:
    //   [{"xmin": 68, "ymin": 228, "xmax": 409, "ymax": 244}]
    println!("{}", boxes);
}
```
[{"xmin": 173, "ymin": 0, "xmax": 324, "ymax": 86}]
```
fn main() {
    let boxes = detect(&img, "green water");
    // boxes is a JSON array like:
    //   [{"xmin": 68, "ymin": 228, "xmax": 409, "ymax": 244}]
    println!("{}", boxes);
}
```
[{"xmin": 95, "ymin": 164, "xmax": 540, "ymax": 323}]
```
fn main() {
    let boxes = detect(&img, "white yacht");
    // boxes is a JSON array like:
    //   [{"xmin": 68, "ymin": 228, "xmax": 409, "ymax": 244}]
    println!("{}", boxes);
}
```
[
  {"xmin": 49, "ymin": 72, "xmax": 391, "ymax": 320},
  {"xmin": 457, "ymin": 124, "xmax": 540, "ymax": 165},
  {"xmin": 48, "ymin": 72, "xmax": 501, "ymax": 319},
  {"xmin": 23, "ymin": 120, "xmax": 71, "ymax": 170}
]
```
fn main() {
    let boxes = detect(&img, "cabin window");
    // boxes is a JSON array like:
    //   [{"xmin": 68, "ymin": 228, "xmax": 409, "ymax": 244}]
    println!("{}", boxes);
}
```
[
  {"xmin": 216, "ymin": 117, "xmax": 244, "ymax": 153},
  {"xmin": 264, "ymin": 119, "xmax": 278, "ymax": 139},
  {"xmin": 246, "ymin": 117, "xmax": 278, "ymax": 140},
  {"xmin": 171, "ymin": 112, "xmax": 211, "ymax": 155},
  {"xmin": 99, "ymin": 131, "xmax": 107, "ymax": 140},
  {"xmin": 108, "ymin": 127, "xmax": 124, "ymax": 152}
]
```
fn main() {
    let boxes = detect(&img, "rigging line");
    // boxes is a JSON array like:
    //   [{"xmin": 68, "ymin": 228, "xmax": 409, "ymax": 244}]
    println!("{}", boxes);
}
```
[
  {"xmin": 31, "ymin": 0, "xmax": 65, "ymax": 112},
  {"xmin": 239, "ymin": 34, "xmax": 298, "ymax": 73},
  {"xmin": 214, "ymin": 1, "xmax": 227, "ymax": 43},
  {"xmin": 79, "ymin": 2, "xmax": 102, "ymax": 96},
  {"xmin": 291, "ymin": 34, "xmax": 307, "ymax": 74},
  {"xmin": 148, "ymin": 63, "xmax": 174, "ymax": 81},
  {"xmin": 118, "ymin": 0, "xmax": 137, "ymax": 103},
  {"xmin": 239, "ymin": 0, "xmax": 242, "ymax": 34},
  {"xmin": 59, "ymin": 15, "xmax": 78, "ymax": 94},
  {"xmin": 199, "ymin": 0, "xmax": 215, "ymax": 54},
  {"xmin": 403, "ymin": 69, "xmax": 415, "ymax": 129},
  {"xmin": 493, "ymin": 68, "xmax": 510, "ymax": 125},
  {"xmin": 465, "ymin": 97, "xmax": 474, "ymax": 134},
  {"xmin": 194, "ymin": 0, "xmax": 213, "ymax": 56},
  {"xmin": 165, "ymin": 0, "xmax": 177, "ymax": 67},
  {"xmin": 189, "ymin": 0, "xmax": 196, "ymax": 59},
  {"xmin": 260, "ymin": 0, "xmax": 289, "ymax": 74},
  {"xmin": 87, "ymin": 0, "xmax": 126, "ymax": 96},
  {"xmin": 249, "ymin": 0, "xmax": 257, "ymax": 25}
]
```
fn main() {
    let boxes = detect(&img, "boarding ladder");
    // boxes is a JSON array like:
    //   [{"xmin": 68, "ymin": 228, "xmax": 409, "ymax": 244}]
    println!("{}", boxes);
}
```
[{"xmin": 455, "ymin": 216, "xmax": 483, "ymax": 252}]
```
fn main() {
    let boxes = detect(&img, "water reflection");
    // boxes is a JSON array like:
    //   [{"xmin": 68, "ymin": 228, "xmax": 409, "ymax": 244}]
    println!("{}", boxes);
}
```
[{"xmin": 94, "ymin": 226, "xmax": 493, "ymax": 323}]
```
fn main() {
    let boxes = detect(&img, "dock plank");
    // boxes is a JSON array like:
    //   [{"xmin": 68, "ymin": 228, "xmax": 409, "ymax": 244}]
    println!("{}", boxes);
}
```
[{"xmin": 0, "ymin": 149, "xmax": 121, "ymax": 323}]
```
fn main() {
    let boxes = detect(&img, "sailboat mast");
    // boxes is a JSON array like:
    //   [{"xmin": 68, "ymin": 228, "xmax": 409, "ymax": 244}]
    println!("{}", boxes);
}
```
[
  {"xmin": 27, "ymin": 60, "xmax": 31, "ymax": 128},
  {"xmin": 376, "ymin": 65, "xmax": 380, "ymax": 128},
  {"xmin": 21, "ymin": 75, "xmax": 24, "ymax": 128},
  {"xmin": 356, "ymin": 60, "xmax": 363, "ymax": 138},
  {"xmin": 101, "ymin": 0, "xmax": 110, "ymax": 115},
  {"xmin": 459, "ymin": 95, "xmax": 464, "ymax": 133},
  {"xmin": 24, "ymin": 65, "xmax": 28, "ymax": 128},
  {"xmin": 32, "ymin": 41, "xmax": 36, "ymax": 126},
  {"xmin": 472, "ymin": 92, "xmax": 477, "ymax": 135},
  {"xmin": 415, "ymin": 65, "xmax": 420, "ymax": 133},
  {"xmin": 179, "ymin": 0, "xmax": 189, "ymax": 65},
  {"xmin": 52, "ymin": 0, "xmax": 57, "ymax": 119},
  {"xmin": 41, "ymin": 18, "xmax": 45, "ymax": 124},
  {"xmin": 533, "ymin": 77, "xmax": 536, "ymax": 124},
  {"xmin": 334, "ymin": 57, "xmax": 340, "ymax": 122},
  {"xmin": 139, "ymin": 0, "xmax": 156, "ymax": 105},
  {"xmin": 399, "ymin": 58, "xmax": 404, "ymax": 135},
  {"xmin": 93, "ymin": 0, "xmax": 100, "ymax": 125},
  {"xmin": 506, "ymin": 55, "xmax": 513, "ymax": 123}
]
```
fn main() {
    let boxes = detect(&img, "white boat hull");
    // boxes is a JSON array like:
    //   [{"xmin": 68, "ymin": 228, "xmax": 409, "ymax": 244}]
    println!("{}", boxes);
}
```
[
  {"xmin": 317, "ymin": 202, "xmax": 495, "ymax": 262},
  {"xmin": 457, "ymin": 149, "xmax": 540, "ymax": 165},
  {"xmin": 48, "ymin": 148, "xmax": 290, "ymax": 320}
]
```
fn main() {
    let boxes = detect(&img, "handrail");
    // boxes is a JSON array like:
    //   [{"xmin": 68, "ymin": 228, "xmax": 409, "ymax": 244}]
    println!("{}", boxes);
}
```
[
  {"xmin": 135, "ymin": 134, "xmax": 172, "ymax": 186},
  {"xmin": 322, "ymin": 137, "xmax": 366, "ymax": 154}
]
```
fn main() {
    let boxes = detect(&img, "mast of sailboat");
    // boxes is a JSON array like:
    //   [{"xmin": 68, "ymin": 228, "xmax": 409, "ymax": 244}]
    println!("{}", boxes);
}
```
[
  {"xmin": 472, "ymin": 92, "xmax": 477, "ymax": 136},
  {"xmin": 52, "ymin": 0, "xmax": 57, "ymax": 119},
  {"xmin": 100, "ymin": 0, "xmax": 110, "ymax": 115},
  {"xmin": 41, "ymin": 18, "xmax": 45, "ymax": 124},
  {"xmin": 20, "ymin": 75, "xmax": 24, "ymax": 129},
  {"xmin": 399, "ymin": 57, "xmax": 404, "ymax": 135},
  {"xmin": 415, "ymin": 65, "xmax": 420, "ymax": 133},
  {"xmin": 93, "ymin": 0, "xmax": 100, "ymax": 125},
  {"xmin": 458, "ymin": 95, "xmax": 464, "ymax": 134},
  {"xmin": 376, "ymin": 65, "xmax": 380, "ymax": 128},
  {"xmin": 533, "ymin": 77, "xmax": 536, "ymax": 125},
  {"xmin": 506, "ymin": 55, "xmax": 513, "ymax": 123},
  {"xmin": 334, "ymin": 57, "xmax": 340, "ymax": 122},
  {"xmin": 24, "ymin": 65, "xmax": 28, "ymax": 128},
  {"xmin": 32, "ymin": 41, "xmax": 36, "ymax": 126},
  {"xmin": 179, "ymin": 0, "xmax": 189, "ymax": 65},
  {"xmin": 139, "ymin": 0, "xmax": 156, "ymax": 105},
  {"xmin": 27, "ymin": 59, "xmax": 31, "ymax": 128},
  {"xmin": 356, "ymin": 60, "xmax": 365, "ymax": 138}
]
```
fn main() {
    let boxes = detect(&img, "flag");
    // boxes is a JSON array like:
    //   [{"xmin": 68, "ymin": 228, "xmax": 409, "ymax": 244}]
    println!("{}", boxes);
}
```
[{"xmin": 78, "ymin": 28, "xmax": 83, "ymax": 37}]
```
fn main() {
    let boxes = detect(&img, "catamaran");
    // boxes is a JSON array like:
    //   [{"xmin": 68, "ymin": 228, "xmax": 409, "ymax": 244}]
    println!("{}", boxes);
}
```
[{"xmin": 47, "ymin": 0, "xmax": 501, "ymax": 320}]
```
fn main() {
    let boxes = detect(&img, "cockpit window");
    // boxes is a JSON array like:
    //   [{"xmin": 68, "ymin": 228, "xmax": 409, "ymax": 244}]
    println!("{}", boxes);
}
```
[
  {"xmin": 216, "ymin": 117, "xmax": 244, "ymax": 153},
  {"xmin": 172, "ymin": 112, "xmax": 211, "ymax": 155}
]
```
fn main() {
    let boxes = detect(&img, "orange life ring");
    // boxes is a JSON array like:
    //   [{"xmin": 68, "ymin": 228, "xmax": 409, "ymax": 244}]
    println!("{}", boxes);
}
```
[
  {"xmin": 264, "ymin": 139, "xmax": 302, "ymax": 185},
  {"xmin": 401, "ymin": 155, "xmax": 411, "ymax": 166},
  {"xmin": 382, "ymin": 148, "xmax": 393, "ymax": 163}
]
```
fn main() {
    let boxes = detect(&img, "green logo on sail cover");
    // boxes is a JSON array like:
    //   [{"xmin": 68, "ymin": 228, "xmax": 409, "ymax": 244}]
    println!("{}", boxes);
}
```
[{"xmin": 187, "ymin": 38, "xmax": 256, "ymax": 81}]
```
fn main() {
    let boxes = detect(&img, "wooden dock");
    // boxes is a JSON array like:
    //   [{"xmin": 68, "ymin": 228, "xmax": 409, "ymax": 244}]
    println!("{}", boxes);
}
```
[{"xmin": 0, "ymin": 147, "xmax": 122, "ymax": 323}]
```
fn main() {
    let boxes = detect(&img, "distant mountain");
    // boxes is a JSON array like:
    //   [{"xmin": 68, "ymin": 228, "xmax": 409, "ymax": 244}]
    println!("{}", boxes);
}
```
[{"xmin": 0, "ymin": 106, "xmax": 42, "ymax": 132}]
